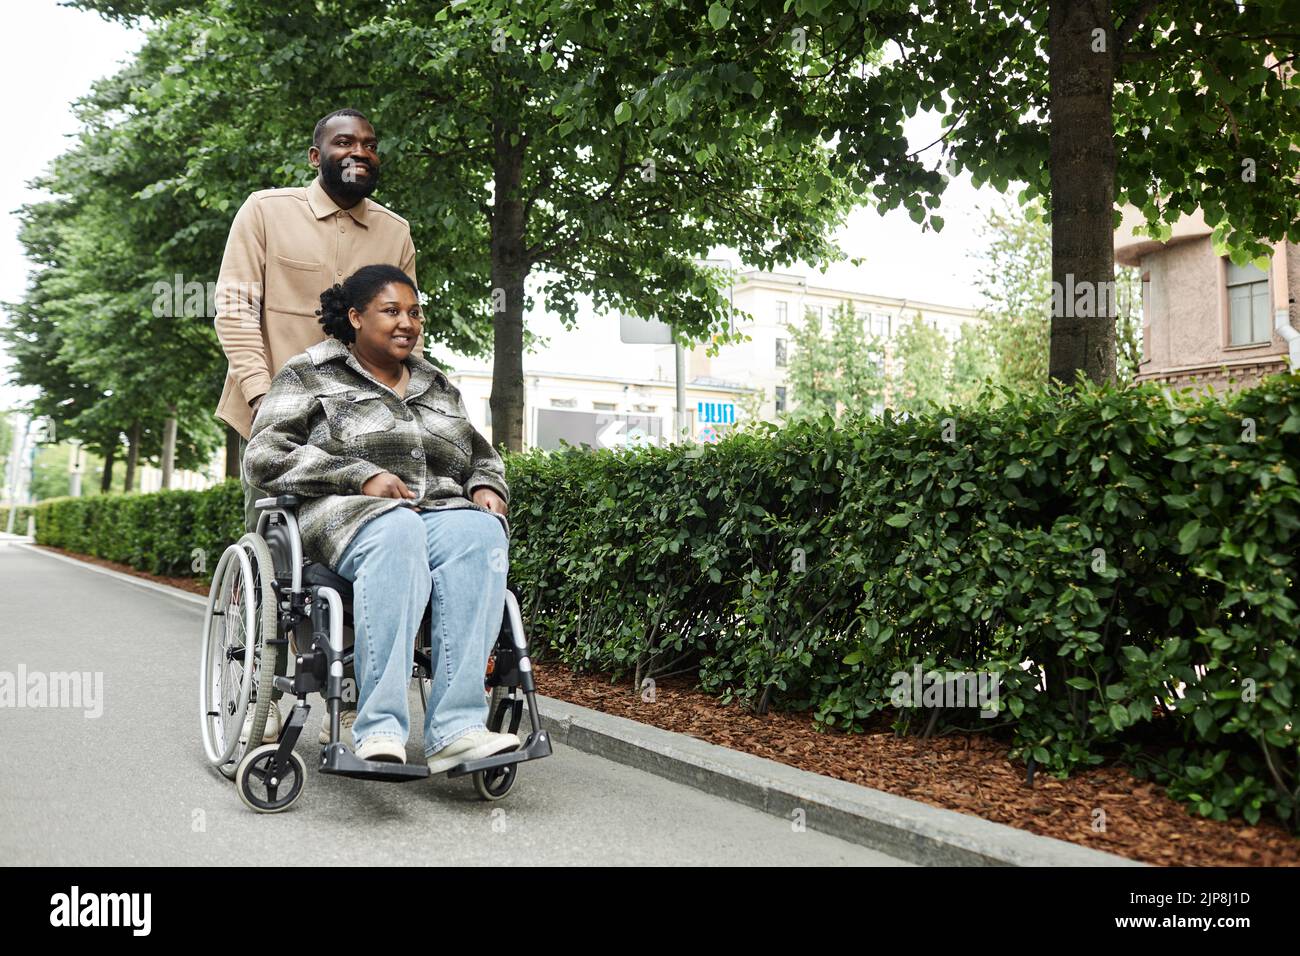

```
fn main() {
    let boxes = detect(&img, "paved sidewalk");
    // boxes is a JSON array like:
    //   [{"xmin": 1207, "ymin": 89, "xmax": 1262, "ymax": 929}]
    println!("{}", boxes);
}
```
[{"xmin": 0, "ymin": 544, "xmax": 908, "ymax": 866}]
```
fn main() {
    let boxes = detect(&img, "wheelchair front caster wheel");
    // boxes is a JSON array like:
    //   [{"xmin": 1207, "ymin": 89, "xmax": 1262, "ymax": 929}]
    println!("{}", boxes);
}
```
[
  {"xmin": 236, "ymin": 745, "xmax": 306, "ymax": 813},
  {"xmin": 473, "ymin": 764, "xmax": 517, "ymax": 801}
]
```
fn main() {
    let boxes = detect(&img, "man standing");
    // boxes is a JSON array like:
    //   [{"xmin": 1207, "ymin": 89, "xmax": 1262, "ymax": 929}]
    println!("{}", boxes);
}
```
[
  {"xmin": 214, "ymin": 108, "xmax": 416, "ymax": 747},
  {"xmin": 214, "ymin": 108, "xmax": 417, "ymax": 533}
]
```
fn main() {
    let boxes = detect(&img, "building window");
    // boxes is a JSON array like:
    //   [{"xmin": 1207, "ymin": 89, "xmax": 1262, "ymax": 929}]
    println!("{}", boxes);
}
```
[
  {"xmin": 775, "ymin": 337, "xmax": 787, "ymax": 367},
  {"xmin": 632, "ymin": 403, "xmax": 656, "ymax": 413},
  {"xmin": 550, "ymin": 397, "xmax": 577, "ymax": 408},
  {"xmin": 593, "ymin": 401, "xmax": 617, "ymax": 411},
  {"xmin": 869, "ymin": 313, "xmax": 890, "ymax": 338},
  {"xmin": 1226, "ymin": 259, "xmax": 1271, "ymax": 346},
  {"xmin": 775, "ymin": 300, "xmax": 788, "ymax": 325},
  {"xmin": 774, "ymin": 386, "xmax": 787, "ymax": 415}
]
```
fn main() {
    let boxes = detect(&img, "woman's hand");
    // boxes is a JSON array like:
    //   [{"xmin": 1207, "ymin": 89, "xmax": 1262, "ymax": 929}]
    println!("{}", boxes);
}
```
[
  {"xmin": 362, "ymin": 471, "xmax": 417, "ymax": 499},
  {"xmin": 472, "ymin": 487, "xmax": 508, "ymax": 516}
]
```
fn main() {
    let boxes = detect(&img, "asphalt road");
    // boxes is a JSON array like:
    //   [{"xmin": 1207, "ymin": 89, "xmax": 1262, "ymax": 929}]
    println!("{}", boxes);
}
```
[{"xmin": 0, "ymin": 542, "xmax": 908, "ymax": 866}]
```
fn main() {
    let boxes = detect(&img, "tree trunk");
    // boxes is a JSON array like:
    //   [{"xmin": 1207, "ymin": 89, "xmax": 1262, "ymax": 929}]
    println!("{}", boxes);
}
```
[
  {"xmin": 1047, "ymin": 0, "xmax": 1117, "ymax": 385},
  {"xmin": 123, "ymin": 420, "xmax": 141, "ymax": 493},
  {"xmin": 160, "ymin": 408, "xmax": 177, "ymax": 489},
  {"xmin": 488, "ymin": 120, "xmax": 529, "ymax": 454},
  {"xmin": 100, "ymin": 442, "xmax": 115, "ymax": 492},
  {"xmin": 225, "ymin": 426, "xmax": 241, "ymax": 479}
]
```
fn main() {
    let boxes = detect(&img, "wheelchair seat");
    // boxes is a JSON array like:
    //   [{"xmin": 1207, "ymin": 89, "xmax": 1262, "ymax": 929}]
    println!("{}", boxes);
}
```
[{"xmin": 302, "ymin": 561, "xmax": 353, "ymax": 602}]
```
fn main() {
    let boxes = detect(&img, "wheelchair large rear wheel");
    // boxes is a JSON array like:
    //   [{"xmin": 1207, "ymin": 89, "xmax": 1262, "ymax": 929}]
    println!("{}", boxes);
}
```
[{"xmin": 199, "ymin": 533, "xmax": 279, "ymax": 780}]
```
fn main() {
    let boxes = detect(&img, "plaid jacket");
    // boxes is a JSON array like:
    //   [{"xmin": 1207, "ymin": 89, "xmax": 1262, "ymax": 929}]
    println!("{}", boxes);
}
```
[{"xmin": 242, "ymin": 337, "xmax": 509, "ymax": 569}]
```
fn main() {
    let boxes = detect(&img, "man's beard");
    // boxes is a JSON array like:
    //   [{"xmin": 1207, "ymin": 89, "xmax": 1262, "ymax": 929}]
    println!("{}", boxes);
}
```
[{"xmin": 320, "ymin": 155, "xmax": 381, "ymax": 202}]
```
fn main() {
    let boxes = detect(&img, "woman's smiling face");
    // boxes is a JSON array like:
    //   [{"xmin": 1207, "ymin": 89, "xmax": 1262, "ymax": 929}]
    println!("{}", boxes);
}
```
[{"xmin": 349, "ymin": 282, "xmax": 423, "ymax": 363}]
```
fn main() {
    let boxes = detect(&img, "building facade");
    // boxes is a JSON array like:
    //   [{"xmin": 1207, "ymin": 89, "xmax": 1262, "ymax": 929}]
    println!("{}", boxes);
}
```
[
  {"xmin": 442, "ymin": 268, "xmax": 979, "ymax": 449},
  {"xmin": 1115, "ymin": 207, "xmax": 1299, "ymax": 391}
]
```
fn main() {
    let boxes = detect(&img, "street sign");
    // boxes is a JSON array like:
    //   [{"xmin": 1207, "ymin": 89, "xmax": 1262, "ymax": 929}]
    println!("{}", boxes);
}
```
[
  {"xmin": 535, "ymin": 408, "xmax": 664, "ymax": 450},
  {"xmin": 618, "ymin": 311, "xmax": 674, "ymax": 345},
  {"xmin": 696, "ymin": 401, "xmax": 735, "ymax": 425}
]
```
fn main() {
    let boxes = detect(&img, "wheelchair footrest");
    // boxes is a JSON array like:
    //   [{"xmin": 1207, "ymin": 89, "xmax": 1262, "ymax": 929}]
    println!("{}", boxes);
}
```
[
  {"xmin": 318, "ymin": 743, "xmax": 430, "ymax": 782},
  {"xmin": 445, "ymin": 729, "xmax": 554, "ymax": 778}
]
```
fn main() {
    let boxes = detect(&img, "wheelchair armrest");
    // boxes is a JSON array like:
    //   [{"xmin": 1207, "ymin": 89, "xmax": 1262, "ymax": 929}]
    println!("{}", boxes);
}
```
[{"xmin": 255, "ymin": 494, "xmax": 301, "ymax": 511}]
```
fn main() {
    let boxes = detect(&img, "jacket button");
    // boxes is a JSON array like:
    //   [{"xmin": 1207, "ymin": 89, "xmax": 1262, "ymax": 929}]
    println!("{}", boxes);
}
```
[{"xmin": 410, "ymin": 448, "xmax": 422, "ymax": 459}]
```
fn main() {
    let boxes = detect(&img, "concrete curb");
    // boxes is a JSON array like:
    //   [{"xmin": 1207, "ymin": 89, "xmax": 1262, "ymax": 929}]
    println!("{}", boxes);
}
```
[
  {"xmin": 26, "ymin": 543, "xmax": 1143, "ymax": 867},
  {"xmin": 535, "ymin": 694, "xmax": 1144, "ymax": 867}
]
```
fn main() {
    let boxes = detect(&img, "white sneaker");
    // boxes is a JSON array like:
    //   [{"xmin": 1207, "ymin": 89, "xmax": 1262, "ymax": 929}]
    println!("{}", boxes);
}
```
[
  {"xmin": 426, "ymin": 730, "xmax": 520, "ymax": 774},
  {"xmin": 239, "ymin": 702, "xmax": 281, "ymax": 744},
  {"xmin": 318, "ymin": 708, "xmax": 357, "ymax": 745},
  {"xmin": 355, "ymin": 736, "xmax": 406, "ymax": 764}
]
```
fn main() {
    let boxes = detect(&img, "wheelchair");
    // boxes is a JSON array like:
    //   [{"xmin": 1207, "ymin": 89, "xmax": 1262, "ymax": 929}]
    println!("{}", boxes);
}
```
[{"xmin": 198, "ymin": 494, "xmax": 552, "ymax": 813}]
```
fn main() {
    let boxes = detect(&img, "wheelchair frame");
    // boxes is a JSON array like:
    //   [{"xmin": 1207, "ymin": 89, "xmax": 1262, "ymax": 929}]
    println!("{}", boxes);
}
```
[{"xmin": 199, "ymin": 493, "xmax": 552, "ymax": 812}]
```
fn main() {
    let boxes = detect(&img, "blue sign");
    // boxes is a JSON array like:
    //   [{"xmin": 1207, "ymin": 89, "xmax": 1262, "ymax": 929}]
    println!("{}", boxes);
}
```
[{"xmin": 697, "ymin": 401, "xmax": 735, "ymax": 425}]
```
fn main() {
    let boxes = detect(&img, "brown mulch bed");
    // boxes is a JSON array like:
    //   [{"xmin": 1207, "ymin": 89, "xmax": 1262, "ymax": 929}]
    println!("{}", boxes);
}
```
[
  {"xmin": 36, "ymin": 543, "xmax": 1299, "ymax": 866},
  {"xmin": 534, "ymin": 663, "xmax": 1300, "ymax": 867}
]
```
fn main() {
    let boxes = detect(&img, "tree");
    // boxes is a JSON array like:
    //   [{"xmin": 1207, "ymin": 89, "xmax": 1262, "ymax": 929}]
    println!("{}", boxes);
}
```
[
  {"xmin": 890, "ymin": 313, "xmax": 951, "ymax": 414},
  {"xmin": 4, "ymin": 42, "xmax": 232, "ymax": 485},
  {"xmin": 973, "ymin": 199, "xmax": 1053, "ymax": 391},
  {"xmin": 971, "ymin": 198, "xmax": 1144, "ymax": 393},
  {"xmin": 74, "ymin": 0, "xmax": 870, "ymax": 452},
  {"xmin": 949, "ymin": 321, "xmax": 998, "ymax": 406},
  {"xmin": 786, "ymin": 301, "xmax": 884, "ymax": 421},
  {"xmin": 596, "ymin": 1, "xmax": 1300, "ymax": 386}
]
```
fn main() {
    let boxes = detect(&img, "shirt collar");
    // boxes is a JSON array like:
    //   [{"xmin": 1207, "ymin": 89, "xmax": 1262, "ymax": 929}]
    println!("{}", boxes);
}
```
[
  {"xmin": 308, "ymin": 337, "xmax": 448, "ymax": 400},
  {"xmin": 306, "ymin": 177, "xmax": 370, "ymax": 227}
]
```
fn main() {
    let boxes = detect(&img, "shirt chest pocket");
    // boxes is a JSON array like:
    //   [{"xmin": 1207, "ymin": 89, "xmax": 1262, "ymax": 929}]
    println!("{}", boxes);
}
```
[
  {"xmin": 411, "ymin": 395, "xmax": 473, "ymax": 457},
  {"xmin": 266, "ymin": 255, "xmax": 325, "ymax": 317},
  {"xmin": 317, "ymin": 389, "xmax": 397, "ymax": 445}
]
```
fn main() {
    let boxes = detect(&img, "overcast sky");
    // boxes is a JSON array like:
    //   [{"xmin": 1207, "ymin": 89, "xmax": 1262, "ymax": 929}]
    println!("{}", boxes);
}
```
[{"xmin": 2, "ymin": 0, "xmax": 1003, "ymax": 412}]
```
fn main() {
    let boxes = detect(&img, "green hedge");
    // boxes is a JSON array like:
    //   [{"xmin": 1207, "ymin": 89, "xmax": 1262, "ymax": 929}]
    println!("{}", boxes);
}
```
[
  {"xmin": 24, "ymin": 374, "xmax": 1300, "ymax": 829},
  {"xmin": 507, "ymin": 375, "xmax": 1300, "ymax": 829},
  {"xmin": 0, "ymin": 504, "xmax": 37, "ymax": 534},
  {"xmin": 32, "ymin": 482, "xmax": 244, "ymax": 583}
]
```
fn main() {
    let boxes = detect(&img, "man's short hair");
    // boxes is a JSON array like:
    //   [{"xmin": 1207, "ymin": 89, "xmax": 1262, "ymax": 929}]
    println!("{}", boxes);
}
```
[{"xmin": 313, "ymin": 109, "xmax": 372, "ymax": 148}]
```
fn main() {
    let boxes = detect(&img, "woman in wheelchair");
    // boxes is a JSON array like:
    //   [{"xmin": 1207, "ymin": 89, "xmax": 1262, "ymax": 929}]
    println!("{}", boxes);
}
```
[{"xmin": 242, "ymin": 263, "xmax": 520, "ymax": 773}]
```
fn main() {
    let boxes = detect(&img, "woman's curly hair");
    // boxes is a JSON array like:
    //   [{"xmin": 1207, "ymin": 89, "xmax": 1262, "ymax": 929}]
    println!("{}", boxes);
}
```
[{"xmin": 317, "ymin": 264, "xmax": 419, "ymax": 344}]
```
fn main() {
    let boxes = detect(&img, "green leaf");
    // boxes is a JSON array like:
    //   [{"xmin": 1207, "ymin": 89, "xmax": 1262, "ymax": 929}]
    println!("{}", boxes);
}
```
[
  {"xmin": 884, "ymin": 513, "xmax": 911, "ymax": 528},
  {"xmin": 707, "ymin": 2, "xmax": 730, "ymax": 29},
  {"xmin": 614, "ymin": 101, "xmax": 632, "ymax": 125},
  {"xmin": 1177, "ymin": 519, "xmax": 1202, "ymax": 552},
  {"xmin": 1109, "ymin": 703, "xmax": 1128, "ymax": 729}
]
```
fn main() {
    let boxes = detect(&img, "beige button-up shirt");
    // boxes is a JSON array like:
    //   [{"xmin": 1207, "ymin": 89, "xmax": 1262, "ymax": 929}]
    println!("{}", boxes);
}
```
[{"xmin": 213, "ymin": 177, "xmax": 417, "ymax": 440}]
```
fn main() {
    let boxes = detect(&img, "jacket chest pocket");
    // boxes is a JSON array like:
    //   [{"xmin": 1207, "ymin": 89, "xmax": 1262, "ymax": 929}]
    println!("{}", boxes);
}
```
[
  {"xmin": 412, "ymin": 396, "xmax": 473, "ymax": 457},
  {"xmin": 318, "ymin": 390, "xmax": 397, "ymax": 444}
]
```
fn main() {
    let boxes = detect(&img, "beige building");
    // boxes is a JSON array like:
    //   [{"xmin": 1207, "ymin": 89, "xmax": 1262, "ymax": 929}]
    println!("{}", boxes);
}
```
[
  {"xmin": 654, "ymin": 270, "xmax": 978, "ymax": 421},
  {"xmin": 1115, "ymin": 207, "xmax": 1300, "ymax": 391},
  {"xmin": 443, "ymin": 268, "xmax": 979, "ymax": 447}
]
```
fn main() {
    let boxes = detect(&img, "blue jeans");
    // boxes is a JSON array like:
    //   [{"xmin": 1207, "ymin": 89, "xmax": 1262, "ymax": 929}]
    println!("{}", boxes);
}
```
[{"xmin": 333, "ymin": 505, "xmax": 509, "ymax": 757}]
